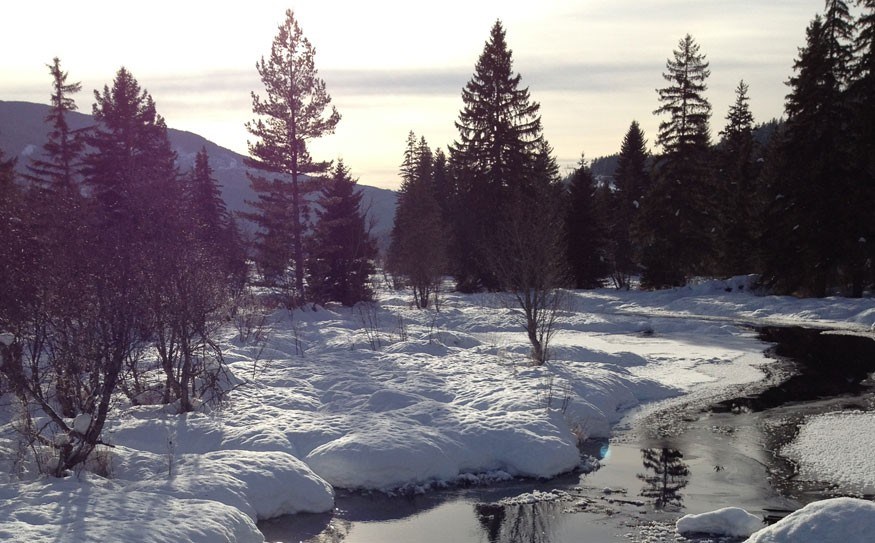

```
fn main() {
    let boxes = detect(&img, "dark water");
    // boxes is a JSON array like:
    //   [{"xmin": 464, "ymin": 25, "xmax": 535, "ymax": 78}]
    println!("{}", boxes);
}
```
[{"xmin": 259, "ymin": 327, "xmax": 875, "ymax": 542}]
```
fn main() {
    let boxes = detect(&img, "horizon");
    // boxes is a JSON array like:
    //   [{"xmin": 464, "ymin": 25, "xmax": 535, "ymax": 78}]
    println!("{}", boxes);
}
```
[{"xmin": 2, "ymin": 0, "xmax": 825, "ymax": 189}]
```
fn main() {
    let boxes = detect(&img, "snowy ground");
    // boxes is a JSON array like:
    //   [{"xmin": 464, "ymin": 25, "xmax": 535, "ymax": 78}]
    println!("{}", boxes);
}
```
[
  {"xmin": 2, "ymin": 277, "xmax": 874, "ymax": 542},
  {"xmin": 781, "ymin": 411, "xmax": 875, "ymax": 495}
]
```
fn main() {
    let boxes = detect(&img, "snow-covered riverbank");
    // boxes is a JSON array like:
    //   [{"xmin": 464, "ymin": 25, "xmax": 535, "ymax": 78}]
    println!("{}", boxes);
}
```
[{"xmin": 2, "ymin": 279, "xmax": 874, "ymax": 542}]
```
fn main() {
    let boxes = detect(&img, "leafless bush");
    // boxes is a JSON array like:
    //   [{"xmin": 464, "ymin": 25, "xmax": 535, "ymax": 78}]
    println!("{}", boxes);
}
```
[{"xmin": 356, "ymin": 301, "xmax": 382, "ymax": 350}]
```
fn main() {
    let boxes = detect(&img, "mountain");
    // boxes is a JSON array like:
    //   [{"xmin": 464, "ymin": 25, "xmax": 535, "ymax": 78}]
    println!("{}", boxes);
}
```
[{"xmin": 0, "ymin": 100, "xmax": 397, "ymax": 248}]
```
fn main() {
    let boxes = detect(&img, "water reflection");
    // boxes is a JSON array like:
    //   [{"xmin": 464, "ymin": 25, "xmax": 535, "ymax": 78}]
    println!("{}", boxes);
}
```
[
  {"xmin": 637, "ymin": 448, "xmax": 690, "ymax": 509},
  {"xmin": 474, "ymin": 500, "xmax": 561, "ymax": 543}
]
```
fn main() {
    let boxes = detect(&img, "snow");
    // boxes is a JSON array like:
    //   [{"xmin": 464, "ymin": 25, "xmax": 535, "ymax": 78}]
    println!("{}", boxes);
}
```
[
  {"xmin": 780, "ymin": 411, "xmax": 875, "ymax": 494},
  {"xmin": 0, "ymin": 477, "xmax": 263, "ymax": 543},
  {"xmin": 2, "ymin": 277, "xmax": 874, "ymax": 541},
  {"xmin": 744, "ymin": 497, "xmax": 875, "ymax": 543},
  {"xmin": 676, "ymin": 506, "xmax": 763, "ymax": 537}
]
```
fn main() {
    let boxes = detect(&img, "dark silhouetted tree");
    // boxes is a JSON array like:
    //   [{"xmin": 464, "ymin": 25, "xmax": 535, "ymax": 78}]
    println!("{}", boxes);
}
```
[
  {"xmin": 566, "ymin": 156, "xmax": 607, "ymax": 289},
  {"xmin": 25, "ymin": 58, "xmax": 84, "ymax": 199},
  {"xmin": 450, "ymin": 20, "xmax": 543, "ymax": 291},
  {"xmin": 849, "ymin": 0, "xmax": 875, "ymax": 290},
  {"xmin": 244, "ymin": 9, "xmax": 340, "ymax": 305},
  {"xmin": 761, "ymin": 7, "xmax": 855, "ymax": 296},
  {"xmin": 715, "ymin": 80, "xmax": 759, "ymax": 276},
  {"xmin": 612, "ymin": 121, "xmax": 651, "ymax": 288},
  {"xmin": 640, "ymin": 34, "xmax": 713, "ymax": 288},
  {"xmin": 307, "ymin": 160, "xmax": 377, "ymax": 306},
  {"xmin": 388, "ymin": 133, "xmax": 448, "ymax": 309}
]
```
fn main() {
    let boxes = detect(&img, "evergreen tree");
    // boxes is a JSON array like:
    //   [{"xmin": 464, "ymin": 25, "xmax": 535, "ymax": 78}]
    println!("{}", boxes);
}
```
[
  {"xmin": 449, "ymin": 20, "xmax": 544, "ymax": 291},
  {"xmin": 188, "ymin": 147, "xmax": 229, "ymax": 238},
  {"xmin": 761, "ymin": 9, "xmax": 855, "ymax": 296},
  {"xmin": 850, "ymin": 0, "xmax": 875, "ymax": 289},
  {"xmin": 566, "ymin": 156, "xmax": 607, "ymax": 289},
  {"xmin": 25, "ymin": 58, "xmax": 84, "ymax": 199},
  {"xmin": 244, "ymin": 9, "xmax": 340, "ymax": 305},
  {"xmin": 84, "ymin": 67, "xmax": 178, "ymax": 223},
  {"xmin": 640, "ymin": 34, "xmax": 714, "ymax": 287},
  {"xmin": 307, "ymin": 160, "xmax": 377, "ymax": 306},
  {"xmin": 822, "ymin": 0, "xmax": 856, "ymax": 85},
  {"xmin": 0, "ymin": 149, "xmax": 30, "ymax": 337},
  {"xmin": 388, "ymin": 133, "xmax": 448, "ymax": 309},
  {"xmin": 715, "ymin": 80, "xmax": 759, "ymax": 275},
  {"xmin": 186, "ymin": 147, "xmax": 246, "ymax": 287},
  {"xmin": 612, "ymin": 121, "xmax": 650, "ymax": 288}
]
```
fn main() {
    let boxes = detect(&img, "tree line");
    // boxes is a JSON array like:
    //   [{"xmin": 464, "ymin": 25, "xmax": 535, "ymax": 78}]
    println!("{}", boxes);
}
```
[{"xmin": 388, "ymin": 0, "xmax": 875, "ymax": 302}]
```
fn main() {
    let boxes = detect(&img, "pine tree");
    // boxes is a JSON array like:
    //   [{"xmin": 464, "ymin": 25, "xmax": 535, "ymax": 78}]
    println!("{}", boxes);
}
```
[
  {"xmin": 641, "ymin": 34, "xmax": 714, "ymax": 287},
  {"xmin": 449, "ymin": 20, "xmax": 544, "ymax": 291},
  {"xmin": 566, "ymin": 156, "xmax": 607, "ymax": 289},
  {"xmin": 612, "ymin": 121, "xmax": 650, "ymax": 288},
  {"xmin": 715, "ymin": 81, "xmax": 758, "ymax": 275},
  {"xmin": 761, "ymin": 10, "xmax": 855, "ymax": 296},
  {"xmin": 188, "ymin": 147, "xmax": 229, "ymax": 239},
  {"xmin": 388, "ymin": 133, "xmax": 448, "ymax": 309},
  {"xmin": 307, "ymin": 160, "xmax": 377, "ymax": 306},
  {"xmin": 850, "ymin": 0, "xmax": 875, "ymax": 290},
  {"xmin": 84, "ymin": 67, "xmax": 178, "ymax": 223},
  {"xmin": 244, "ymin": 9, "xmax": 340, "ymax": 305},
  {"xmin": 822, "ymin": 0, "xmax": 856, "ymax": 85},
  {"xmin": 25, "ymin": 58, "xmax": 84, "ymax": 199}
]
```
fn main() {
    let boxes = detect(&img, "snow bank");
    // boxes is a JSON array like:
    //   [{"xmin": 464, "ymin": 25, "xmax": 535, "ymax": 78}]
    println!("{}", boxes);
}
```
[
  {"xmin": 781, "ymin": 411, "xmax": 875, "ymax": 493},
  {"xmin": 676, "ymin": 507, "xmax": 763, "ymax": 537},
  {"xmin": 0, "ymin": 478, "xmax": 263, "ymax": 543},
  {"xmin": 126, "ymin": 449, "xmax": 334, "ymax": 520},
  {"xmin": 744, "ymin": 498, "xmax": 875, "ymax": 543}
]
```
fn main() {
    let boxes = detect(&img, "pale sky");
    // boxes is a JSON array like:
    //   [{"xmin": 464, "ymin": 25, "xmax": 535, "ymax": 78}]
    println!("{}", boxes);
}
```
[{"xmin": 2, "ymin": 1, "xmax": 825, "ymax": 189}]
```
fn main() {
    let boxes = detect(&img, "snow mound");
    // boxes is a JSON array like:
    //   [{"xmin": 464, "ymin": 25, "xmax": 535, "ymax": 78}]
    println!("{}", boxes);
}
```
[
  {"xmin": 129, "ymin": 450, "xmax": 334, "ymax": 520},
  {"xmin": 744, "ymin": 498, "xmax": 875, "ymax": 543},
  {"xmin": 305, "ymin": 427, "xmax": 460, "ymax": 489},
  {"xmin": 0, "ymin": 478, "xmax": 263, "ymax": 543},
  {"xmin": 677, "ymin": 506, "xmax": 762, "ymax": 537},
  {"xmin": 496, "ymin": 489, "xmax": 568, "ymax": 506},
  {"xmin": 780, "ymin": 411, "xmax": 875, "ymax": 493}
]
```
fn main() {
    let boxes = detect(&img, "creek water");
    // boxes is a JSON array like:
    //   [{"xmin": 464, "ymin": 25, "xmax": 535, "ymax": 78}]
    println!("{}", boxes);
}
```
[{"xmin": 259, "ymin": 327, "xmax": 875, "ymax": 542}]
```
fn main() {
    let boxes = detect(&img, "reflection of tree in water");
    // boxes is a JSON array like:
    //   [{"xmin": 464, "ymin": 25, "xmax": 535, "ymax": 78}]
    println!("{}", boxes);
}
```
[
  {"xmin": 474, "ymin": 501, "xmax": 561, "ymax": 543},
  {"xmin": 637, "ymin": 448, "xmax": 691, "ymax": 509}
]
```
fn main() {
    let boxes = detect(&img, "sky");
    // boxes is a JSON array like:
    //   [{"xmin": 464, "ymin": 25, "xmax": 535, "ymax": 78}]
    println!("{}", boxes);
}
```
[{"xmin": 1, "ymin": 1, "xmax": 827, "ymax": 189}]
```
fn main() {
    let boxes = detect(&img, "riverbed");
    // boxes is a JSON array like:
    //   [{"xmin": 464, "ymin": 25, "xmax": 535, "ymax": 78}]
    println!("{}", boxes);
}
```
[{"xmin": 259, "ymin": 326, "xmax": 875, "ymax": 542}]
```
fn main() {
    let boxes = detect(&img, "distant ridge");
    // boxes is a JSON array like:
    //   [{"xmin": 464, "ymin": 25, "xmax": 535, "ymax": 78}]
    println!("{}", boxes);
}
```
[{"xmin": 0, "ymin": 100, "xmax": 397, "ymax": 247}]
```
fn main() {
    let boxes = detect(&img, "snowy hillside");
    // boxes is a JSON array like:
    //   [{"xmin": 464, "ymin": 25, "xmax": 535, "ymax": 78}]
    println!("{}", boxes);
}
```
[{"xmin": 0, "ymin": 100, "xmax": 397, "ymax": 246}]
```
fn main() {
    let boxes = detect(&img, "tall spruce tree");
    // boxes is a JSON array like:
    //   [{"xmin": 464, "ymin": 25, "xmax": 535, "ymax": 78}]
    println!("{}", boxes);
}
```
[
  {"xmin": 188, "ymin": 148, "xmax": 229, "ymax": 238},
  {"xmin": 761, "ymin": 7, "xmax": 855, "ymax": 296},
  {"xmin": 306, "ymin": 160, "xmax": 377, "ymax": 306},
  {"xmin": 85, "ymin": 67, "xmax": 178, "ymax": 223},
  {"xmin": 25, "ymin": 58, "xmax": 84, "ymax": 198},
  {"xmin": 449, "ymin": 20, "xmax": 544, "ymax": 291},
  {"xmin": 850, "ymin": 0, "xmax": 875, "ymax": 289},
  {"xmin": 613, "ymin": 121, "xmax": 650, "ymax": 288},
  {"xmin": 244, "ymin": 9, "xmax": 340, "ymax": 304},
  {"xmin": 640, "ymin": 34, "xmax": 713, "ymax": 288},
  {"xmin": 715, "ymin": 81, "xmax": 758, "ymax": 276},
  {"xmin": 566, "ymin": 156, "xmax": 607, "ymax": 289},
  {"xmin": 388, "ymin": 133, "xmax": 448, "ymax": 309}
]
